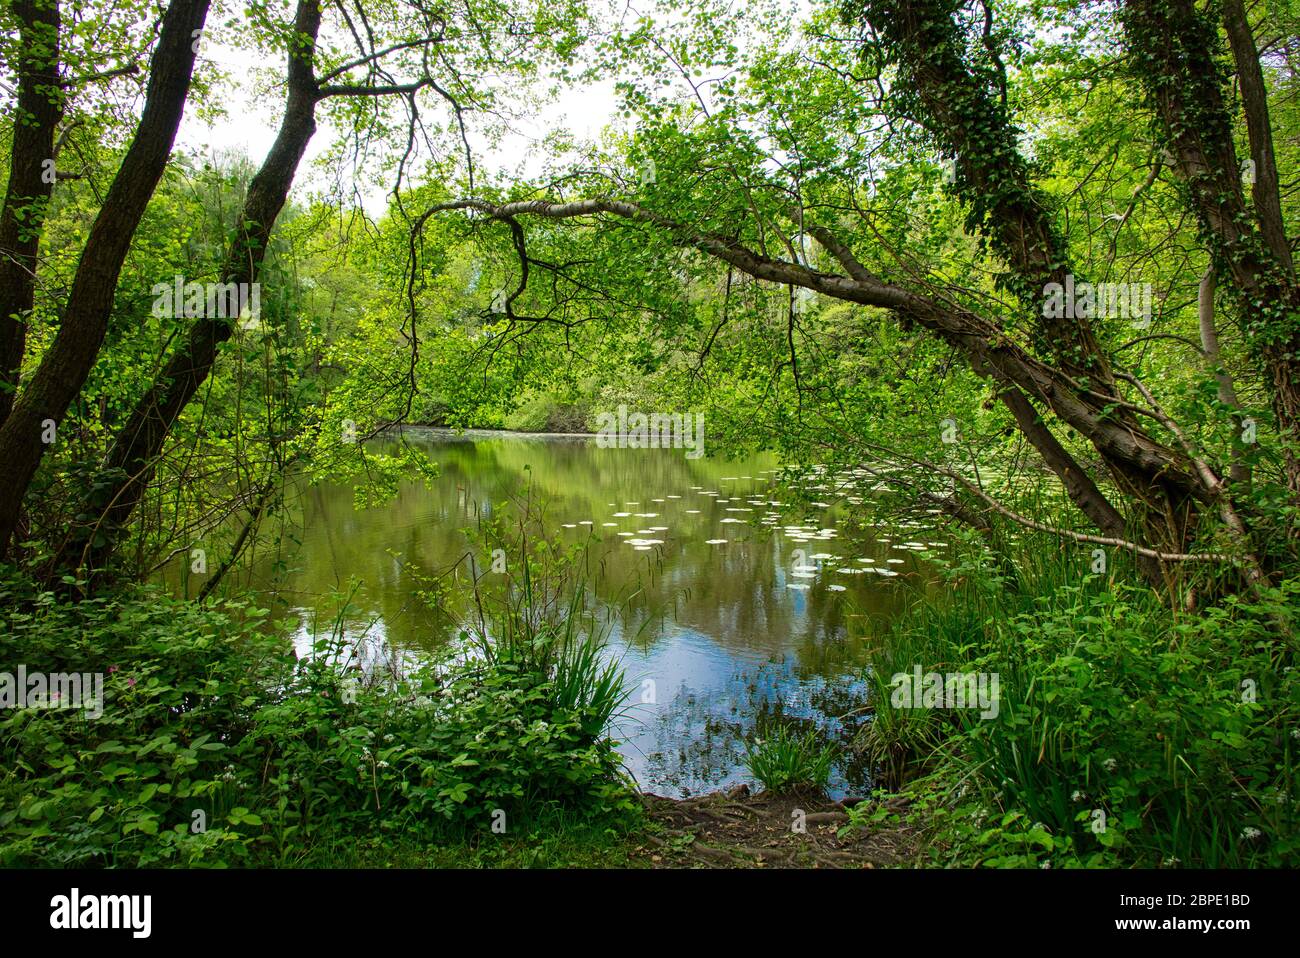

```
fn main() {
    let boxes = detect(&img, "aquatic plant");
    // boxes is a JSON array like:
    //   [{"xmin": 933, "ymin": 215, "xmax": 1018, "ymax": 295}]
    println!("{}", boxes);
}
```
[{"xmin": 744, "ymin": 724, "xmax": 836, "ymax": 795}]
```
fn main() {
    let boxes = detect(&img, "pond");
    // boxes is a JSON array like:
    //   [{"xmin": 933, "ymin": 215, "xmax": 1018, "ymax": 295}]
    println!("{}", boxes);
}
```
[{"xmin": 183, "ymin": 428, "xmax": 949, "ymax": 798}]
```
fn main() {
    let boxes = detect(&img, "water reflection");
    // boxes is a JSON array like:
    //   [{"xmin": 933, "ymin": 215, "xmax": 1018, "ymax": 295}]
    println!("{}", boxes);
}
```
[{"xmin": 173, "ymin": 428, "xmax": 947, "ymax": 797}]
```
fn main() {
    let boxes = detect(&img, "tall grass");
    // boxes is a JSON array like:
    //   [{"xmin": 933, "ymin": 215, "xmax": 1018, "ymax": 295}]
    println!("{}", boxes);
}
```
[
  {"xmin": 745, "ymin": 725, "xmax": 836, "ymax": 794},
  {"xmin": 459, "ymin": 511, "xmax": 631, "ymax": 745},
  {"xmin": 854, "ymin": 537, "xmax": 1300, "ymax": 867}
]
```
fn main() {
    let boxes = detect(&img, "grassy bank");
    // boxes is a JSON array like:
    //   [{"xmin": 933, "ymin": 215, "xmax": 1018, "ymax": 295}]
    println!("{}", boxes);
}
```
[
  {"xmin": 850, "ymin": 544, "xmax": 1300, "ymax": 868},
  {"xmin": 0, "ymin": 568, "xmax": 640, "ymax": 868},
  {"xmin": 5, "ymin": 535, "xmax": 1298, "ymax": 869}
]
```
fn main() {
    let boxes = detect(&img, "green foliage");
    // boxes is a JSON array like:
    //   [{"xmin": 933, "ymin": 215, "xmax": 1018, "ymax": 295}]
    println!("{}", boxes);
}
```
[
  {"xmin": 503, "ymin": 389, "xmax": 591, "ymax": 433},
  {"xmin": 848, "ymin": 544, "xmax": 1300, "ymax": 867},
  {"xmin": 292, "ymin": 807, "xmax": 650, "ymax": 868},
  {"xmin": 5, "ymin": 0, "xmax": 1300, "ymax": 873},
  {"xmin": 0, "ymin": 564, "xmax": 636, "ymax": 867},
  {"xmin": 0, "ymin": 570, "xmax": 292, "ymax": 866},
  {"xmin": 744, "ymin": 724, "xmax": 836, "ymax": 794}
]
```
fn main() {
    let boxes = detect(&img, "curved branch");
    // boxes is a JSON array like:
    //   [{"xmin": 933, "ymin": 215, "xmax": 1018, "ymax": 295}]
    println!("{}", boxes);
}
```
[{"xmin": 421, "ymin": 196, "xmax": 1205, "ymax": 503}]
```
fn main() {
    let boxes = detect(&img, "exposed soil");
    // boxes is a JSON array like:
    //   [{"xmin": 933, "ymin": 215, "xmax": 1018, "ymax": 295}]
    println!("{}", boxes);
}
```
[{"xmin": 633, "ymin": 785, "xmax": 918, "ymax": 868}]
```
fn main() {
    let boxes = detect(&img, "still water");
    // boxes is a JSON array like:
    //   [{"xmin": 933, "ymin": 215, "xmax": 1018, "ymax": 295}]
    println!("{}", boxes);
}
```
[{"xmin": 194, "ymin": 428, "xmax": 947, "ymax": 797}]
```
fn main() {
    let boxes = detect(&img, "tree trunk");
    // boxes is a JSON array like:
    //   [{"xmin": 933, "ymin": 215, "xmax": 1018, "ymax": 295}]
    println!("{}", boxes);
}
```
[
  {"xmin": 0, "ymin": 0, "xmax": 211, "ymax": 560},
  {"xmin": 1198, "ymin": 269, "xmax": 1250, "ymax": 487},
  {"xmin": 0, "ymin": 0, "xmax": 64, "ymax": 427},
  {"xmin": 56, "ymin": 0, "xmax": 322, "ymax": 577},
  {"xmin": 1121, "ymin": 0, "xmax": 1300, "ymax": 495},
  {"xmin": 845, "ymin": 0, "xmax": 1209, "ymax": 563}
]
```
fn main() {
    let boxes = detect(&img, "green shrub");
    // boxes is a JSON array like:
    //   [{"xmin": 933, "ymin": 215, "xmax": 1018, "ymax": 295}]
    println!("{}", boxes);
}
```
[
  {"xmin": 849, "ymin": 543, "xmax": 1300, "ymax": 867},
  {"xmin": 0, "ymin": 573, "xmax": 291, "ymax": 865},
  {"xmin": 744, "ymin": 725, "xmax": 835, "ymax": 794},
  {"xmin": 0, "ymin": 566, "xmax": 637, "ymax": 867},
  {"xmin": 412, "ymin": 391, "xmax": 452, "ymax": 426},
  {"xmin": 504, "ymin": 390, "xmax": 589, "ymax": 433}
]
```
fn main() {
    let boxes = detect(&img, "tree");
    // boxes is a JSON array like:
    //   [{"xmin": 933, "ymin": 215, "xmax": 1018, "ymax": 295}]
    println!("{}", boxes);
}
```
[
  {"xmin": 0, "ymin": 0, "xmax": 63, "ymax": 426},
  {"xmin": 411, "ymin": 0, "xmax": 1296, "ymax": 596},
  {"xmin": 40, "ymin": 0, "xmax": 587, "ymax": 576},
  {"xmin": 0, "ymin": 0, "xmax": 211, "ymax": 558}
]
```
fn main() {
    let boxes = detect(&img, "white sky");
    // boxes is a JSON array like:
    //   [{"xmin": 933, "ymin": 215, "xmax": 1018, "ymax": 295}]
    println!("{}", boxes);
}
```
[
  {"xmin": 172, "ymin": 0, "xmax": 811, "ymax": 216},
  {"xmin": 176, "ymin": 26, "xmax": 623, "ymax": 217}
]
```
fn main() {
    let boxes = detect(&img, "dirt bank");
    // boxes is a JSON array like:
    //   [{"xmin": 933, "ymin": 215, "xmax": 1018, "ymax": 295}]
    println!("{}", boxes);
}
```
[{"xmin": 632, "ymin": 787, "xmax": 918, "ymax": 868}]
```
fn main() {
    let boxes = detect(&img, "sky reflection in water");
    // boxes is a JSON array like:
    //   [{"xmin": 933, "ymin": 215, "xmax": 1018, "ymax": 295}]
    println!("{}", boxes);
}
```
[{"xmin": 191, "ymin": 429, "xmax": 946, "ymax": 797}]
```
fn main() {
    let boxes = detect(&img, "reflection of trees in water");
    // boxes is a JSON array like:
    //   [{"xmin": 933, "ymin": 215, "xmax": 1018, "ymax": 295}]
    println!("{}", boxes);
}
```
[
  {"xmin": 632, "ymin": 682, "xmax": 750, "ymax": 797},
  {"xmin": 288, "ymin": 610, "xmax": 424, "ymax": 688},
  {"xmin": 302, "ymin": 442, "xmax": 901, "ymax": 640},
  {"xmin": 282, "ymin": 434, "xmax": 786, "ymax": 649},
  {"xmin": 629, "ymin": 658, "xmax": 873, "ymax": 798},
  {"xmin": 169, "ymin": 433, "xmax": 938, "ymax": 796}
]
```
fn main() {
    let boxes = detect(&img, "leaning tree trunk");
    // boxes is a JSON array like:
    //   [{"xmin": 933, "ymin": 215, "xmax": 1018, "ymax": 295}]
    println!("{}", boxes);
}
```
[
  {"xmin": 1121, "ymin": 0, "xmax": 1300, "ymax": 497},
  {"xmin": 0, "ymin": 0, "xmax": 211, "ymax": 560},
  {"xmin": 54, "ymin": 0, "xmax": 323, "ymax": 578},
  {"xmin": 0, "ymin": 0, "xmax": 64, "ymax": 427},
  {"xmin": 845, "ymin": 0, "xmax": 1210, "ymax": 571}
]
